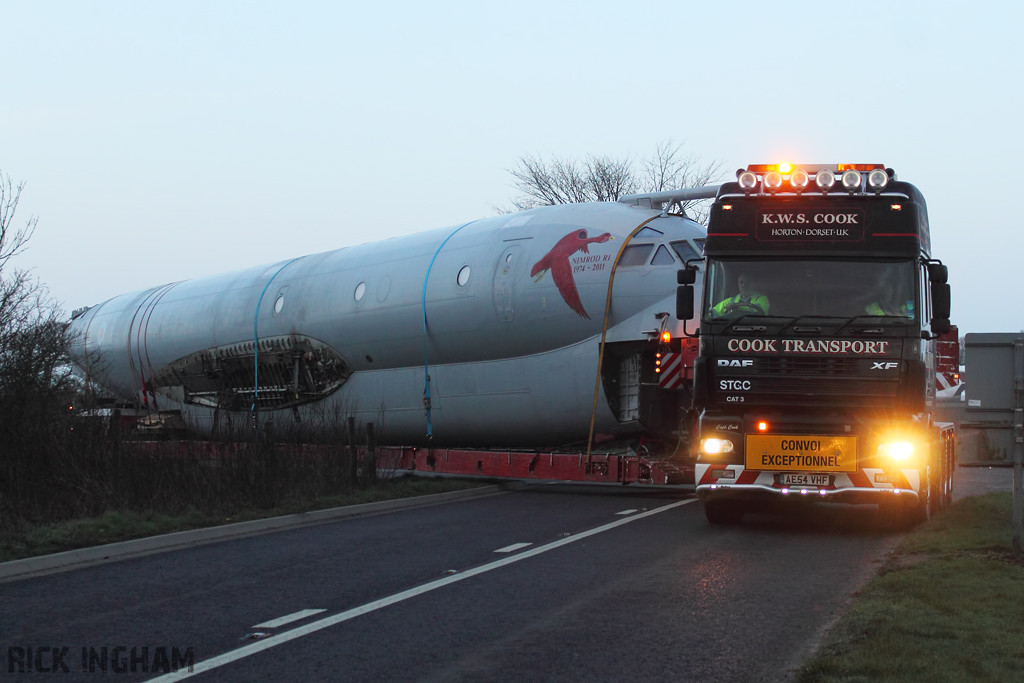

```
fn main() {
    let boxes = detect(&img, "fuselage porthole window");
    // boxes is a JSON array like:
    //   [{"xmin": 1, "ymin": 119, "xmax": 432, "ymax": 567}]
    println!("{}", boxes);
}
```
[
  {"xmin": 457, "ymin": 265, "xmax": 471, "ymax": 286},
  {"xmin": 354, "ymin": 282, "xmax": 366, "ymax": 301}
]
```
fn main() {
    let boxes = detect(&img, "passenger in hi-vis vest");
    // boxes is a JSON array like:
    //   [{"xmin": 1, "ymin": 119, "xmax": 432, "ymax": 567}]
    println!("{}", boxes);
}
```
[
  {"xmin": 863, "ymin": 284, "xmax": 913, "ymax": 317},
  {"xmin": 711, "ymin": 274, "xmax": 770, "ymax": 316}
]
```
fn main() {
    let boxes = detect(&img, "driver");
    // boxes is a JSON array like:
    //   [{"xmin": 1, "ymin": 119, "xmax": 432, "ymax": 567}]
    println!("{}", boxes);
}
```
[{"xmin": 711, "ymin": 274, "xmax": 770, "ymax": 316}]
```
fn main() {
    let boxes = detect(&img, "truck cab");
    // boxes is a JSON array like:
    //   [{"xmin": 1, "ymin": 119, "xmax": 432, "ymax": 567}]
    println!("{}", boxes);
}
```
[{"xmin": 684, "ymin": 164, "xmax": 955, "ymax": 525}]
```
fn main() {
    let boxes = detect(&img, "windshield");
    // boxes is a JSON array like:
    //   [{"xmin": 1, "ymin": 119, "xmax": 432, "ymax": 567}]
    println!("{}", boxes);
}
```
[{"xmin": 704, "ymin": 258, "xmax": 918, "ymax": 320}]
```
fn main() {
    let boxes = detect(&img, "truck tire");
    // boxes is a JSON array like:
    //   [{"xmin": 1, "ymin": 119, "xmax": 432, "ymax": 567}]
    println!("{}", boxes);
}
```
[
  {"xmin": 903, "ymin": 478, "xmax": 931, "ymax": 529},
  {"xmin": 879, "ymin": 487, "xmax": 929, "ymax": 530},
  {"xmin": 705, "ymin": 501, "xmax": 744, "ymax": 525}
]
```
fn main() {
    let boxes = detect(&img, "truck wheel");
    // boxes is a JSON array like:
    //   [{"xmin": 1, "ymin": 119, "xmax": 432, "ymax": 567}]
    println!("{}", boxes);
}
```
[
  {"xmin": 880, "ymin": 490, "xmax": 928, "ymax": 531},
  {"xmin": 705, "ymin": 501, "xmax": 744, "ymax": 525},
  {"xmin": 904, "ymin": 480, "xmax": 931, "ymax": 529}
]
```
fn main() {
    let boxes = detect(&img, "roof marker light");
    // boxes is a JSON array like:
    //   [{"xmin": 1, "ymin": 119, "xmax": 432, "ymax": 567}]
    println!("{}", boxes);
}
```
[
  {"xmin": 763, "ymin": 171, "xmax": 783, "ymax": 191},
  {"xmin": 661, "ymin": 330, "xmax": 672, "ymax": 343},
  {"xmin": 757, "ymin": 421, "xmax": 768, "ymax": 432},
  {"xmin": 841, "ymin": 169, "xmax": 862, "ymax": 192},
  {"xmin": 790, "ymin": 169, "xmax": 810, "ymax": 191},
  {"xmin": 815, "ymin": 169, "xmax": 836, "ymax": 191},
  {"xmin": 737, "ymin": 170, "xmax": 758, "ymax": 192},
  {"xmin": 778, "ymin": 162, "xmax": 792, "ymax": 173},
  {"xmin": 867, "ymin": 168, "xmax": 889, "ymax": 192}
]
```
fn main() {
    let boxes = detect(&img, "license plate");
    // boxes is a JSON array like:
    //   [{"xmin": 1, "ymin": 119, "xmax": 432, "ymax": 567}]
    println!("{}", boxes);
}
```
[
  {"xmin": 777, "ymin": 473, "xmax": 832, "ymax": 486},
  {"xmin": 745, "ymin": 435, "xmax": 857, "ymax": 472}
]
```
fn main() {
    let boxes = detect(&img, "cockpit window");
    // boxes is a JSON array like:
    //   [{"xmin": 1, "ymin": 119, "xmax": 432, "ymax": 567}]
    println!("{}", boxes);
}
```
[
  {"xmin": 651, "ymin": 244, "xmax": 676, "ymax": 266},
  {"xmin": 692, "ymin": 238, "xmax": 705, "ymax": 254},
  {"xmin": 619, "ymin": 244, "xmax": 654, "ymax": 267},
  {"xmin": 670, "ymin": 240, "xmax": 701, "ymax": 265}
]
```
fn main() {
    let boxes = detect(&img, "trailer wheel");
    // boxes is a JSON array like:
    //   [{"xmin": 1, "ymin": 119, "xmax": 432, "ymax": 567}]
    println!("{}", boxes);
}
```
[{"xmin": 705, "ymin": 501, "xmax": 744, "ymax": 525}]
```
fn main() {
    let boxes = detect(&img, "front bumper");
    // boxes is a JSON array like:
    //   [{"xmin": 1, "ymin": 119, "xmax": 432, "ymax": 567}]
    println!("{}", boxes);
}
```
[{"xmin": 695, "ymin": 464, "xmax": 923, "ymax": 506}]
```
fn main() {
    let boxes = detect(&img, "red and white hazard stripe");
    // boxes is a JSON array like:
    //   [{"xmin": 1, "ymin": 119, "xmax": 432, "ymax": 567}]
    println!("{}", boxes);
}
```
[{"xmin": 658, "ymin": 353, "xmax": 684, "ymax": 389}]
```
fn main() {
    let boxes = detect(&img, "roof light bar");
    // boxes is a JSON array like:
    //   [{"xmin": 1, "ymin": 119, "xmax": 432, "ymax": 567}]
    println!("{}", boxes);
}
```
[{"xmin": 736, "ymin": 164, "xmax": 890, "ymax": 195}]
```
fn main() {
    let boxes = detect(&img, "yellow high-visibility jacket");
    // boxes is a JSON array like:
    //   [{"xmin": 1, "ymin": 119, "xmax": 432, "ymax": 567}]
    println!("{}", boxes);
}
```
[{"xmin": 711, "ymin": 293, "xmax": 770, "ymax": 316}]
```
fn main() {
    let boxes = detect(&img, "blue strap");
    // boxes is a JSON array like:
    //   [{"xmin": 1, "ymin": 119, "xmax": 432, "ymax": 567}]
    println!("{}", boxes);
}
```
[
  {"xmin": 421, "ymin": 221, "xmax": 476, "ymax": 438},
  {"xmin": 251, "ymin": 257, "xmax": 303, "ymax": 422}
]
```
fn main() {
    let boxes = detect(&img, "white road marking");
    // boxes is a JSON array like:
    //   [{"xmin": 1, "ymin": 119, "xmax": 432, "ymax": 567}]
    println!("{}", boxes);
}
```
[
  {"xmin": 252, "ymin": 609, "xmax": 326, "ymax": 629},
  {"xmin": 494, "ymin": 542, "xmax": 533, "ymax": 553},
  {"xmin": 615, "ymin": 509, "xmax": 638, "ymax": 515},
  {"xmin": 491, "ymin": 540, "xmax": 532, "ymax": 552},
  {"xmin": 146, "ymin": 498, "xmax": 697, "ymax": 682}
]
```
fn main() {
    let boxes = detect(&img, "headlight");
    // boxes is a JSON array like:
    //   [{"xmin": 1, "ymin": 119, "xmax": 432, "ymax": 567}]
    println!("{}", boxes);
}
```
[
  {"xmin": 841, "ymin": 169, "xmax": 862, "ymax": 192},
  {"xmin": 763, "ymin": 171, "xmax": 783, "ymax": 191},
  {"xmin": 815, "ymin": 169, "xmax": 836, "ymax": 190},
  {"xmin": 867, "ymin": 168, "xmax": 889, "ymax": 192},
  {"xmin": 790, "ymin": 169, "xmax": 810, "ymax": 190},
  {"xmin": 737, "ymin": 170, "xmax": 758, "ymax": 191},
  {"xmin": 701, "ymin": 438, "xmax": 734, "ymax": 455},
  {"xmin": 878, "ymin": 441, "xmax": 914, "ymax": 461}
]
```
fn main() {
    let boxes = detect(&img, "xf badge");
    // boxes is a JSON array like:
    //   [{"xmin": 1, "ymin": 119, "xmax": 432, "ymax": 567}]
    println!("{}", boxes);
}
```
[{"xmin": 871, "ymin": 361, "xmax": 899, "ymax": 370}]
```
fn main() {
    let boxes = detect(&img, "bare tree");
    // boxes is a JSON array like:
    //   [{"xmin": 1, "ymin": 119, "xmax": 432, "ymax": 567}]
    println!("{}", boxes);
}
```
[
  {"xmin": 499, "ymin": 140, "xmax": 724, "ymax": 224},
  {"xmin": 0, "ymin": 171, "xmax": 75, "ymax": 522},
  {"xmin": 0, "ymin": 174, "xmax": 38, "ymax": 273}
]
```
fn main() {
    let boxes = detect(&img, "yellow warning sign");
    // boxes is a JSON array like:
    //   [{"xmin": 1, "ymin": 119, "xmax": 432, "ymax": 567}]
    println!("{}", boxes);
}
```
[{"xmin": 745, "ymin": 435, "xmax": 858, "ymax": 472}]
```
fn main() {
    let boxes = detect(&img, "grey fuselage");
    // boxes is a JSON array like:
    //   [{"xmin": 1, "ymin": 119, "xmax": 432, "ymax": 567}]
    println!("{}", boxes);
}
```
[{"xmin": 69, "ymin": 202, "xmax": 706, "ymax": 447}]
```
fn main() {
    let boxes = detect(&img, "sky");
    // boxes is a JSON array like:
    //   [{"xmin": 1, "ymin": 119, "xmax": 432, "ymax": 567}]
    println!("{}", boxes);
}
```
[{"xmin": 1, "ymin": 0, "xmax": 1021, "ymax": 336}]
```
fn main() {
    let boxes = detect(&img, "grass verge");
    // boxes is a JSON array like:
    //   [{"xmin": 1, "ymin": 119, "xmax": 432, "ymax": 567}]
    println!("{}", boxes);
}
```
[
  {"xmin": 796, "ymin": 493, "xmax": 1024, "ymax": 682},
  {"xmin": 0, "ymin": 476, "xmax": 491, "ymax": 564}
]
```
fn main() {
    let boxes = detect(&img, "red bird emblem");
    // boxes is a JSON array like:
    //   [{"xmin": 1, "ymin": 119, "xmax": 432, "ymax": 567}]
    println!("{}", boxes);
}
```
[{"xmin": 531, "ymin": 229, "xmax": 614, "ymax": 319}]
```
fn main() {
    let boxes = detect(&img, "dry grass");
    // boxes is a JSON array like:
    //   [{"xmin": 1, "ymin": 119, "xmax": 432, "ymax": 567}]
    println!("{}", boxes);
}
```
[{"xmin": 796, "ymin": 493, "xmax": 1024, "ymax": 682}]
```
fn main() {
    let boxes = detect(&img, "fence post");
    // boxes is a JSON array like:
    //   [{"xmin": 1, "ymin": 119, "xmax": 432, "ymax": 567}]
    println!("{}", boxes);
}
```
[
  {"xmin": 110, "ymin": 408, "xmax": 122, "ymax": 457},
  {"xmin": 347, "ymin": 416, "xmax": 358, "ymax": 485},
  {"xmin": 366, "ymin": 422, "xmax": 377, "ymax": 484},
  {"xmin": 1013, "ymin": 338, "xmax": 1023, "ymax": 558}
]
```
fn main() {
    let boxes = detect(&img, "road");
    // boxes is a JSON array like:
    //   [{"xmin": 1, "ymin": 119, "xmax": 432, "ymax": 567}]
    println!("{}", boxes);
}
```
[{"xmin": 2, "ymin": 467, "xmax": 1011, "ymax": 682}]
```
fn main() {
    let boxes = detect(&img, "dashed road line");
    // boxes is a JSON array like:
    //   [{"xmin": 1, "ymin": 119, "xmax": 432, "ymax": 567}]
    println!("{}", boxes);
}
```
[
  {"xmin": 146, "ymin": 498, "xmax": 697, "ymax": 682},
  {"xmin": 494, "ymin": 542, "xmax": 533, "ymax": 553},
  {"xmin": 615, "ymin": 509, "xmax": 638, "ymax": 515},
  {"xmin": 252, "ymin": 609, "xmax": 327, "ymax": 629}
]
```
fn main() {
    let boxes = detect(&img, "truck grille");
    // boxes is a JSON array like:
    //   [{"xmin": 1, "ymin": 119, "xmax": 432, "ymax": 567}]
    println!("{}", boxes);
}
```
[{"xmin": 761, "ymin": 357, "xmax": 861, "ymax": 375}]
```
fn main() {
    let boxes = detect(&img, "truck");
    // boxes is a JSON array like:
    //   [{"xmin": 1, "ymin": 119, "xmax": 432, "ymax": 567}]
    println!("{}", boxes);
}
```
[{"xmin": 677, "ymin": 163, "xmax": 956, "ymax": 526}]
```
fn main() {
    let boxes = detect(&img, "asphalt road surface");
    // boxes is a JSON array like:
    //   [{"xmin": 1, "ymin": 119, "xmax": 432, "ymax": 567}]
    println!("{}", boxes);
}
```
[{"xmin": 2, "ymin": 467, "xmax": 1012, "ymax": 683}]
